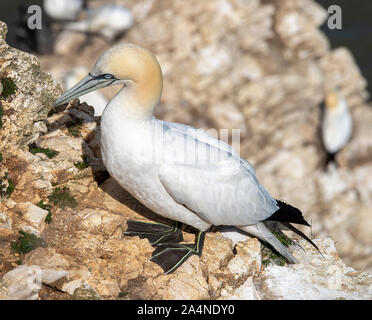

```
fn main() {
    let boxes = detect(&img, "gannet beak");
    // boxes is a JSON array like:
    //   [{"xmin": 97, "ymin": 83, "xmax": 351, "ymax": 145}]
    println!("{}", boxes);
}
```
[{"xmin": 54, "ymin": 73, "xmax": 117, "ymax": 107}]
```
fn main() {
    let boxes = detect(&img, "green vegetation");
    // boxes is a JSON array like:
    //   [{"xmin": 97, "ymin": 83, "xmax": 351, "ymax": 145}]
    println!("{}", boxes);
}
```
[
  {"xmin": 262, "ymin": 246, "xmax": 287, "ymax": 267},
  {"xmin": 29, "ymin": 143, "xmax": 59, "ymax": 159},
  {"xmin": 6, "ymin": 177, "xmax": 15, "ymax": 198},
  {"xmin": 74, "ymin": 155, "xmax": 88, "ymax": 170},
  {"xmin": 0, "ymin": 103, "xmax": 3, "ymax": 129},
  {"xmin": 118, "ymin": 291, "xmax": 129, "ymax": 298},
  {"xmin": 67, "ymin": 119, "xmax": 83, "ymax": 138},
  {"xmin": 272, "ymin": 231, "xmax": 293, "ymax": 247},
  {"xmin": 261, "ymin": 231, "xmax": 293, "ymax": 267},
  {"xmin": 0, "ymin": 78, "xmax": 16, "ymax": 99},
  {"xmin": 11, "ymin": 230, "xmax": 46, "ymax": 254},
  {"xmin": 0, "ymin": 152, "xmax": 2, "ymax": 163},
  {"xmin": 16, "ymin": 260, "xmax": 23, "ymax": 265},
  {"xmin": 48, "ymin": 186, "xmax": 77, "ymax": 208},
  {"xmin": 37, "ymin": 200, "xmax": 53, "ymax": 224},
  {"xmin": 0, "ymin": 173, "xmax": 15, "ymax": 199}
]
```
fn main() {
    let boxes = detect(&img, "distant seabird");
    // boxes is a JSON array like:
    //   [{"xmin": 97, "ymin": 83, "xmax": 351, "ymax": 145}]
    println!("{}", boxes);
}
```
[
  {"xmin": 44, "ymin": 0, "xmax": 84, "ymax": 21},
  {"xmin": 63, "ymin": 4, "xmax": 133, "ymax": 41},
  {"xmin": 321, "ymin": 90, "xmax": 352, "ymax": 164}
]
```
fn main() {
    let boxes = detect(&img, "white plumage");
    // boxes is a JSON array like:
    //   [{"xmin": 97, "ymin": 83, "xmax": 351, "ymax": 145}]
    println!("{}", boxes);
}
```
[
  {"xmin": 64, "ymin": 4, "xmax": 134, "ymax": 40},
  {"xmin": 44, "ymin": 0, "xmax": 83, "ymax": 21},
  {"xmin": 322, "ymin": 92, "xmax": 352, "ymax": 154}
]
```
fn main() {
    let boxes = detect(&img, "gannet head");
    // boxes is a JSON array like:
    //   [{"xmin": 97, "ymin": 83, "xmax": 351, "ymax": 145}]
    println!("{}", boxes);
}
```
[
  {"xmin": 54, "ymin": 43, "xmax": 163, "ymax": 114},
  {"xmin": 325, "ymin": 92, "xmax": 339, "ymax": 110}
]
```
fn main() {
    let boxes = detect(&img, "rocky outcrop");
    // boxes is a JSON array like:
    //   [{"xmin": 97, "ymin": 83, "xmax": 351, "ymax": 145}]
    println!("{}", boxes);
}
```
[
  {"xmin": 0, "ymin": 21, "xmax": 61, "ymax": 148},
  {"xmin": 1, "ymin": 0, "xmax": 372, "ymax": 300}
]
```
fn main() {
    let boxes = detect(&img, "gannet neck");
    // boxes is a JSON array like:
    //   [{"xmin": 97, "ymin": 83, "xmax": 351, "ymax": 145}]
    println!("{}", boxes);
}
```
[
  {"xmin": 107, "ymin": 82, "xmax": 160, "ymax": 121},
  {"xmin": 117, "ymin": 71, "xmax": 162, "ymax": 120}
]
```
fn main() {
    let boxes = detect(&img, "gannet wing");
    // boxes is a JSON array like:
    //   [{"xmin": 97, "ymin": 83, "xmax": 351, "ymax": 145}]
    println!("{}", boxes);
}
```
[
  {"xmin": 162, "ymin": 121, "xmax": 255, "ymax": 174},
  {"xmin": 158, "ymin": 159, "xmax": 278, "ymax": 226}
]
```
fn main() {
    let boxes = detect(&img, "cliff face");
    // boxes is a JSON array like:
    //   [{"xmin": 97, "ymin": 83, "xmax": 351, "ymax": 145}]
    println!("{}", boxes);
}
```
[{"xmin": 0, "ymin": 0, "xmax": 372, "ymax": 300}]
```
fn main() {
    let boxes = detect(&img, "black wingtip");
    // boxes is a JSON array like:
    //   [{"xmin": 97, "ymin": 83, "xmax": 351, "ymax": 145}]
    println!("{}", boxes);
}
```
[
  {"xmin": 267, "ymin": 200, "xmax": 310, "ymax": 226},
  {"xmin": 282, "ymin": 222, "xmax": 324, "ymax": 258}
]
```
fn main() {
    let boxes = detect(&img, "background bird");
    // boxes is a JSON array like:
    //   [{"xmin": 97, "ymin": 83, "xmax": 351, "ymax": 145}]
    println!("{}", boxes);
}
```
[
  {"xmin": 44, "ymin": 0, "xmax": 84, "ymax": 21},
  {"xmin": 54, "ymin": 43, "xmax": 320, "ymax": 274},
  {"xmin": 63, "ymin": 4, "xmax": 134, "ymax": 41},
  {"xmin": 321, "ymin": 90, "xmax": 353, "ymax": 165}
]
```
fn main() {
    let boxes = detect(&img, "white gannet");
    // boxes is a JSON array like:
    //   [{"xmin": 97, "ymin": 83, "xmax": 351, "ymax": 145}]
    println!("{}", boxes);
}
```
[
  {"xmin": 54, "ymin": 43, "xmax": 320, "ymax": 274},
  {"xmin": 64, "ymin": 67, "xmax": 108, "ymax": 116},
  {"xmin": 44, "ymin": 0, "xmax": 84, "ymax": 21},
  {"xmin": 321, "ymin": 91, "xmax": 352, "ymax": 163},
  {"xmin": 63, "ymin": 4, "xmax": 134, "ymax": 41}
]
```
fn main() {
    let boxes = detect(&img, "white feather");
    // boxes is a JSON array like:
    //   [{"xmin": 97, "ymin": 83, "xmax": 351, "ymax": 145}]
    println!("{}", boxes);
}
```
[{"xmin": 322, "ymin": 97, "xmax": 352, "ymax": 153}]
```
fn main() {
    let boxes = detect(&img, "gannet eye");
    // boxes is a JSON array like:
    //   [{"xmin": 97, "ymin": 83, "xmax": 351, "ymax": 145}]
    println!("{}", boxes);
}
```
[{"xmin": 104, "ymin": 74, "xmax": 115, "ymax": 79}]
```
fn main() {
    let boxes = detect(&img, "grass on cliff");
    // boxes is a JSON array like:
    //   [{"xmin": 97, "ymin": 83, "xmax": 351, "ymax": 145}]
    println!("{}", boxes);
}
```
[
  {"xmin": 0, "ymin": 77, "xmax": 16, "ymax": 99},
  {"xmin": 29, "ymin": 143, "xmax": 59, "ymax": 159},
  {"xmin": 48, "ymin": 186, "xmax": 77, "ymax": 208},
  {"xmin": 0, "ymin": 172, "xmax": 15, "ymax": 199},
  {"xmin": 11, "ymin": 230, "xmax": 46, "ymax": 254},
  {"xmin": 74, "ymin": 155, "xmax": 89, "ymax": 170},
  {"xmin": 37, "ymin": 200, "xmax": 53, "ymax": 224},
  {"xmin": 67, "ymin": 119, "xmax": 83, "ymax": 138},
  {"xmin": 0, "ymin": 103, "xmax": 3, "ymax": 129},
  {"xmin": 261, "ymin": 231, "xmax": 293, "ymax": 267}
]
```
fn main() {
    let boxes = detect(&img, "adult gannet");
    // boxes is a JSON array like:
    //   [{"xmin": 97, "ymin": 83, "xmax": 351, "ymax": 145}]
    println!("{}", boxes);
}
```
[
  {"xmin": 64, "ymin": 4, "xmax": 134, "ymax": 41},
  {"xmin": 64, "ymin": 67, "xmax": 108, "ymax": 116},
  {"xmin": 321, "ymin": 91, "xmax": 352, "ymax": 163},
  {"xmin": 44, "ymin": 0, "xmax": 84, "ymax": 21},
  {"xmin": 55, "ymin": 43, "xmax": 320, "ymax": 274}
]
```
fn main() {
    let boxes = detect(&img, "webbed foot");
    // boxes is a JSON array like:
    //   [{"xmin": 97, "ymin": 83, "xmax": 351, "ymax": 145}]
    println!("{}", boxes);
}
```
[
  {"xmin": 124, "ymin": 220, "xmax": 183, "ymax": 245},
  {"xmin": 149, "ymin": 231, "xmax": 206, "ymax": 274}
]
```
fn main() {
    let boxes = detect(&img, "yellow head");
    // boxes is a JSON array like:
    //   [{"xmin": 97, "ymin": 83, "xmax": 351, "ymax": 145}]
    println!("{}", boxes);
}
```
[
  {"xmin": 325, "ymin": 92, "xmax": 339, "ymax": 110},
  {"xmin": 55, "ymin": 43, "xmax": 163, "ymax": 117}
]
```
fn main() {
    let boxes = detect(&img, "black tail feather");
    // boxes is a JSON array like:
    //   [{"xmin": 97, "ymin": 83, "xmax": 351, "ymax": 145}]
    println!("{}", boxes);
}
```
[
  {"xmin": 267, "ymin": 200, "xmax": 310, "ymax": 226},
  {"xmin": 281, "ymin": 222, "xmax": 324, "ymax": 257}
]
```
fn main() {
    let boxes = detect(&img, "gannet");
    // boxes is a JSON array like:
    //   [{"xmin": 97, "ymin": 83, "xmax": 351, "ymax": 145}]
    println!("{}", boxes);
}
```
[
  {"xmin": 321, "ymin": 91, "xmax": 352, "ymax": 163},
  {"xmin": 44, "ymin": 0, "xmax": 84, "ymax": 21},
  {"xmin": 64, "ymin": 67, "xmax": 108, "ymax": 116},
  {"xmin": 64, "ymin": 4, "xmax": 134, "ymax": 41},
  {"xmin": 55, "ymin": 43, "xmax": 320, "ymax": 274}
]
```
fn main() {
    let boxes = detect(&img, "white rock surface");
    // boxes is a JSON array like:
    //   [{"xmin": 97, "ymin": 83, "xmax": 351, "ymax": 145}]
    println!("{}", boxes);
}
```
[
  {"xmin": 23, "ymin": 204, "xmax": 49, "ymax": 232},
  {"xmin": 219, "ymin": 277, "xmax": 261, "ymax": 300},
  {"xmin": 258, "ymin": 238, "xmax": 372, "ymax": 300},
  {"xmin": 0, "ymin": 265, "xmax": 68, "ymax": 300}
]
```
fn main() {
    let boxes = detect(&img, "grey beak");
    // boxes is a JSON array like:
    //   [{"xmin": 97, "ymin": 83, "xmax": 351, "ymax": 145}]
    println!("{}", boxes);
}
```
[{"xmin": 54, "ymin": 74, "xmax": 116, "ymax": 107}]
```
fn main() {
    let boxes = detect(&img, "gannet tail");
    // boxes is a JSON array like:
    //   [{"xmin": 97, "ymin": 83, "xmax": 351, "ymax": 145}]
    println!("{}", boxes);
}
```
[
  {"xmin": 266, "ymin": 200, "xmax": 323, "ymax": 256},
  {"xmin": 238, "ymin": 223, "xmax": 297, "ymax": 264},
  {"xmin": 280, "ymin": 222, "xmax": 323, "ymax": 256},
  {"xmin": 267, "ymin": 200, "xmax": 310, "ymax": 226}
]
